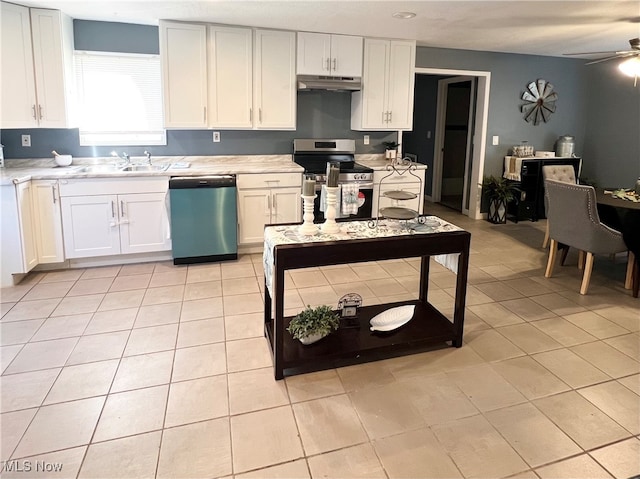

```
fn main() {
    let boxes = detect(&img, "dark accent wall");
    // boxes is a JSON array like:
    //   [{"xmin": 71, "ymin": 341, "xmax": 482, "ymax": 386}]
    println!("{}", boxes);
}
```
[
  {"xmin": 415, "ymin": 46, "xmax": 589, "ymax": 181},
  {"xmin": 73, "ymin": 20, "xmax": 159, "ymax": 54}
]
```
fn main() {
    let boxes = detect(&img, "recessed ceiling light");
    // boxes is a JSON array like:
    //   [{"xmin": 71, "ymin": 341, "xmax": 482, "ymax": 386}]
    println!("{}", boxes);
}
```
[{"xmin": 392, "ymin": 12, "xmax": 416, "ymax": 19}]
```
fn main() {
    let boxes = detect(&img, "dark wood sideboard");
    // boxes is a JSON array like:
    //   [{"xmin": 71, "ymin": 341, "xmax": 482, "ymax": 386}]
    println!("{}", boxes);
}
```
[{"xmin": 506, "ymin": 157, "xmax": 582, "ymax": 222}]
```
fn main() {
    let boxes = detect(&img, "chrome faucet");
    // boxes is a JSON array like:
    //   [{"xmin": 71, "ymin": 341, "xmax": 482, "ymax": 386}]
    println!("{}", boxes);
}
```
[
  {"xmin": 111, "ymin": 151, "xmax": 130, "ymax": 165},
  {"xmin": 144, "ymin": 150, "xmax": 152, "ymax": 165}
]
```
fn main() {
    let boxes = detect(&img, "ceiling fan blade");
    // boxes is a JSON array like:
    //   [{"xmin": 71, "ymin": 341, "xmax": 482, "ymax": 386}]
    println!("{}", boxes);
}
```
[{"xmin": 585, "ymin": 53, "xmax": 638, "ymax": 65}]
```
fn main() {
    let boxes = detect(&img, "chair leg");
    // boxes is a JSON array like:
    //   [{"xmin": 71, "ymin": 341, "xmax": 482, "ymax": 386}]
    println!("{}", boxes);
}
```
[
  {"xmin": 578, "ymin": 250, "xmax": 585, "ymax": 270},
  {"xmin": 625, "ymin": 252, "xmax": 635, "ymax": 290},
  {"xmin": 545, "ymin": 239, "xmax": 558, "ymax": 278},
  {"xmin": 560, "ymin": 245, "xmax": 570, "ymax": 266},
  {"xmin": 580, "ymin": 252, "xmax": 595, "ymax": 295},
  {"xmin": 633, "ymin": 259, "xmax": 639, "ymax": 299},
  {"xmin": 542, "ymin": 223, "xmax": 550, "ymax": 249}
]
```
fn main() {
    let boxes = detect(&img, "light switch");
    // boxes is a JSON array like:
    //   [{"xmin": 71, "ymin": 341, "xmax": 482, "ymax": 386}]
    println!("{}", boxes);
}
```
[
  {"xmin": 213, "ymin": 131, "xmax": 221, "ymax": 143},
  {"xmin": 363, "ymin": 135, "xmax": 370, "ymax": 145},
  {"xmin": 492, "ymin": 135, "xmax": 499, "ymax": 146}
]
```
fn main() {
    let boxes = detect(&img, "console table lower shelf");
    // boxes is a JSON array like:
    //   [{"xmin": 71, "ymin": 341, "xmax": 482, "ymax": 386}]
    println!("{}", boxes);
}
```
[{"xmin": 265, "ymin": 299, "xmax": 458, "ymax": 377}]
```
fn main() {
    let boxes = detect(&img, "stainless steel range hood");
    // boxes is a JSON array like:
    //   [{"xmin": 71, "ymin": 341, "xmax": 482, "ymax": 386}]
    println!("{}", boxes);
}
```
[{"xmin": 297, "ymin": 75, "xmax": 361, "ymax": 91}]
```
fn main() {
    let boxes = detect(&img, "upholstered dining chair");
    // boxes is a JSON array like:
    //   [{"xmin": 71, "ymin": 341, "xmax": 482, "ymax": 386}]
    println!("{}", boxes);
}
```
[
  {"xmin": 544, "ymin": 179, "xmax": 628, "ymax": 295},
  {"xmin": 541, "ymin": 165, "xmax": 577, "ymax": 248}
]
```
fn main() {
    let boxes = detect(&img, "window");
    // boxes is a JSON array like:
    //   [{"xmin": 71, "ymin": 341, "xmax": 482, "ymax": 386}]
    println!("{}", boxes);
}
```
[{"xmin": 74, "ymin": 51, "xmax": 166, "ymax": 146}]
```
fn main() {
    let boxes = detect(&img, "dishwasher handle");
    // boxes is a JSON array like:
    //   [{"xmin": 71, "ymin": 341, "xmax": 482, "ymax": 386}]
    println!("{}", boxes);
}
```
[{"xmin": 169, "ymin": 175, "xmax": 236, "ymax": 189}]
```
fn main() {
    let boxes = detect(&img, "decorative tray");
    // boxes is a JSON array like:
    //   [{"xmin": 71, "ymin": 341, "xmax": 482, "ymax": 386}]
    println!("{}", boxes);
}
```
[
  {"xmin": 382, "ymin": 190, "xmax": 418, "ymax": 200},
  {"xmin": 379, "ymin": 207, "xmax": 419, "ymax": 220},
  {"xmin": 370, "ymin": 304, "xmax": 416, "ymax": 332}
]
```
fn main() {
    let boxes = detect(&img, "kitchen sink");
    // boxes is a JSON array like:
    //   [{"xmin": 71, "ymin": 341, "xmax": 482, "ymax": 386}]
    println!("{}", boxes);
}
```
[
  {"xmin": 120, "ymin": 164, "xmax": 169, "ymax": 172},
  {"xmin": 74, "ymin": 164, "xmax": 124, "ymax": 173}
]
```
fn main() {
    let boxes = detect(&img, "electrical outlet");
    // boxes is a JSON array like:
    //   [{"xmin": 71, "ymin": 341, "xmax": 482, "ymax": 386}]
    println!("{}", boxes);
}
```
[
  {"xmin": 492, "ymin": 135, "xmax": 499, "ymax": 146},
  {"xmin": 363, "ymin": 135, "xmax": 370, "ymax": 145},
  {"xmin": 21, "ymin": 135, "xmax": 31, "ymax": 147},
  {"xmin": 427, "ymin": 131, "xmax": 432, "ymax": 139},
  {"xmin": 213, "ymin": 131, "xmax": 220, "ymax": 143}
]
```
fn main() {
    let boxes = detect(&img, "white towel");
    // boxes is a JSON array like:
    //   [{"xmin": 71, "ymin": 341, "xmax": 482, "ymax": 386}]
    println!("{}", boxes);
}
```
[
  {"xmin": 503, "ymin": 156, "xmax": 523, "ymax": 181},
  {"xmin": 341, "ymin": 184, "xmax": 360, "ymax": 215},
  {"xmin": 319, "ymin": 184, "xmax": 342, "ymax": 214}
]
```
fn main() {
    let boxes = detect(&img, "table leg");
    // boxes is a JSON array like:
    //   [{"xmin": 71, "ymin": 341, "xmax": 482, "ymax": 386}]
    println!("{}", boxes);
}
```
[
  {"xmin": 419, "ymin": 255, "xmax": 430, "ymax": 302},
  {"xmin": 452, "ymin": 247, "xmax": 470, "ymax": 347},
  {"xmin": 273, "ymin": 256, "xmax": 285, "ymax": 380}
]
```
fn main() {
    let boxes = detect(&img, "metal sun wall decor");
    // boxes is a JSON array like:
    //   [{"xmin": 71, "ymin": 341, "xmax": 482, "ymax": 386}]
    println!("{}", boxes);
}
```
[{"xmin": 521, "ymin": 79, "xmax": 558, "ymax": 125}]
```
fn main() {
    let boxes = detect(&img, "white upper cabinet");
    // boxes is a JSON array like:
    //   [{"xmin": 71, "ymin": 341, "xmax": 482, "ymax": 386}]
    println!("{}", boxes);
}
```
[
  {"xmin": 351, "ymin": 38, "xmax": 416, "ymax": 131},
  {"xmin": 160, "ymin": 23, "xmax": 295, "ymax": 130},
  {"xmin": 297, "ymin": 32, "xmax": 363, "ymax": 77},
  {"xmin": 208, "ymin": 25, "xmax": 253, "ymax": 129},
  {"xmin": 160, "ymin": 21, "xmax": 208, "ymax": 128},
  {"xmin": 1, "ymin": 3, "xmax": 75, "ymax": 128},
  {"xmin": 254, "ymin": 29, "xmax": 296, "ymax": 130}
]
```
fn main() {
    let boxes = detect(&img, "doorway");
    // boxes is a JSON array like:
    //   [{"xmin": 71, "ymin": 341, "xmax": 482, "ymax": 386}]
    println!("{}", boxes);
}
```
[
  {"xmin": 437, "ymin": 76, "xmax": 475, "ymax": 212},
  {"xmin": 402, "ymin": 68, "xmax": 490, "ymax": 220}
]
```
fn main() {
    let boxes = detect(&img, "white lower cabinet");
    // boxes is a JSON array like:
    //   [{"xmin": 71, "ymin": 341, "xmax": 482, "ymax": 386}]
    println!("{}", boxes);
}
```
[
  {"xmin": 0, "ymin": 181, "xmax": 38, "ymax": 286},
  {"xmin": 237, "ymin": 173, "xmax": 301, "ymax": 244},
  {"xmin": 59, "ymin": 178, "xmax": 170, "ymax": 259},
  {"xmin": 31, "ymin": 179, "xmax": 64, "ymax": 263}
]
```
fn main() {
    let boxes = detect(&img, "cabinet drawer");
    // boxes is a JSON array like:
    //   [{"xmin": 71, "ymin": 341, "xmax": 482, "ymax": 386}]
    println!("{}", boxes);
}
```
[
  {"xmin": 237, "ymin": 173, "xmax": 301, "ymax": 189},
  {"xmin": 58, "ymin": 178, "xmax": 168, "ymax": 196}
]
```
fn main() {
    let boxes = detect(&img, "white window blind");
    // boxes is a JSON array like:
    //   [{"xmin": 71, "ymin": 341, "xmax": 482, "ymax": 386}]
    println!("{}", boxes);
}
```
[{"xmin": 74, "ymin": 51, "xmax": 166, "ymax": 146}]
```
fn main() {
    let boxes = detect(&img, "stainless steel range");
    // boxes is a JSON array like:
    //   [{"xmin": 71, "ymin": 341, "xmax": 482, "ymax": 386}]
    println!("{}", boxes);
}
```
[{"xmin": 293, "ymin": 139, "xmax": 374, "ymax": 222}]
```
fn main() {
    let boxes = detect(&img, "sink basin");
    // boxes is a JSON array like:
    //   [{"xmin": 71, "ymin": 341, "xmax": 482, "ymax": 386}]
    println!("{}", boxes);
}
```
[
  {"xmin": 74, "ymin": 165, "xmax": 124, "ymax": 173},
  {"xmin": 120, "ymin": 164, "xmax": 169, "ymax": 172}
]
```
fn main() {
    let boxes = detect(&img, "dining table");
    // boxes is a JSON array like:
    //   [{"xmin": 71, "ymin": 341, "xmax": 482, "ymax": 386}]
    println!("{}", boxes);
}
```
[{"xmin": 596, "ymin": 188, "xmax": 640, "ymax": 297}]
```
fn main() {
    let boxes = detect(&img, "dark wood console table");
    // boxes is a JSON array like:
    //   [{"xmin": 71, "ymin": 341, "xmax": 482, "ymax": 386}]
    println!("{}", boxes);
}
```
[{"xmin": 263, "ymin": 218, "xmax": 471, "ymax": 379}]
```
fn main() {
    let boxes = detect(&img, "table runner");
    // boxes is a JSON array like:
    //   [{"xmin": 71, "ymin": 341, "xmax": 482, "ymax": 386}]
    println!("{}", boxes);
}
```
[{"xmin": 263, "ymin": 216, "xmax": 464, "ymax": 298}]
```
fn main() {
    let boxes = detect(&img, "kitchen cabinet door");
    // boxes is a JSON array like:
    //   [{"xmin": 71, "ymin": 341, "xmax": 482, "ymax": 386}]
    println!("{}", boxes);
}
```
[
  {"xmin": 271, "ymin": 187, "xmax": 302, "ymax": 225},
  {"xmin": 208, "ymin": 25, "xmax": 253, "ymax": 128},
  {"xmin": 238, "ymin": 189, "xmax": 271, "ymax": 244},
  {"xmin": 119, "ymin": 193, "xmax": 171, "ymax": 254},
  {"xmin": 32, "ymin": 180, "xmax": 64, "ymax": 264},
  {"xmin": 61, "ymin": 195, "xmax": 121, "ymax": 258},
  {"xmin": 254, "ymin": 29, "xmax": 296, "ymax": 130},
  {"xmin": 160, "ymin": 21, "xmax": 208, "ymax": 128},
  {"xmin": 30, "ymin": 8, "xmax": 75, "ymax": 128},
  {"xmin": 1, "ymin": 2, "xmax": 37, "ymax": 128},
  {"xmin": 17, "ymin": 181, "xmax": 39, "ymax": 272},
  {"xmin": 386, "ymin": 40, "xmax": 416, "ymax": 129},
  {"xmin": 297, "ymin": 32, "xmax": 330, "ymax": 76},
  {"xmin": 351, "ymin": 38, "xmax": 415, "ymax": 131},
  {"xmin": 330, "ymin": 34, "xmax": 363, "ymax": 77}
]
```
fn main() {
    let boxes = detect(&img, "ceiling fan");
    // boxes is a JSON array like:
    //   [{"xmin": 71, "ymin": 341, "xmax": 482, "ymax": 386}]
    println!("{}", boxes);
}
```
[{"xmin": 564, "ymin": 38, "xmax": 640, "ymax": 85}]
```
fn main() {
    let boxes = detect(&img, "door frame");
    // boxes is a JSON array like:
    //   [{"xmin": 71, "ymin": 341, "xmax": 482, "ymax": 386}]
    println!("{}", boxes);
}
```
[
  {"xmin": 414, "ymin": 67, "xmax": 491, "ymax": 220},
  {"xmin": 433, "ymin": 76, "xmax": 475, "ymax": 215}
]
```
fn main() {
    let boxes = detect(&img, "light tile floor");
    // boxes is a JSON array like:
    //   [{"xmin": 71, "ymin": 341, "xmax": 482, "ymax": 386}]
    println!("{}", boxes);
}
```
[{"xmin": 1, "ymin": 203, "xmax": 639, "ymax": 479}]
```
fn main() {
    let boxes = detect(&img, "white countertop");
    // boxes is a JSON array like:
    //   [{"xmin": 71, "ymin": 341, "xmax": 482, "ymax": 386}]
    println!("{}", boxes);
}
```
[{"xmin": 0, "ymin": 155, "xmax": 303, "ymax": 185}]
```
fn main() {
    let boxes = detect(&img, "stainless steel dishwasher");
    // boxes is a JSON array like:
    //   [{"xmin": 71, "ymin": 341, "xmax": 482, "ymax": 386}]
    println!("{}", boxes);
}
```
[{"xmin": 169, "ymin": 175, "xmax": 237, "ymax": 264}]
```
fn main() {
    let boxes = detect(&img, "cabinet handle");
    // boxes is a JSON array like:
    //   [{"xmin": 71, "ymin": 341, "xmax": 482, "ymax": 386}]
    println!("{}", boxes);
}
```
[
  {"xmin": 249, "ymin": 108, "xmax": 252, "ymax": 122},
  {"xmin": 203, "ymin": 106, "xmax": 206, "ymax": 122},
  {"xmin": 111, "ymin": 201, "xmax": 116, "ymax": 218},
  {"xmin": 325, "ymin": 57, "xmax": 330, "ymax": 71},
  {"xmin": 51, "ymin": 185, "xmax": 57, "ymax": 204},
  {"xmin": 389, "ymin": 111, "xmax": 392, "ymax": 123},
  {"xmin": 259, "ymin": 108, "xmax": 262, "ymax": 123},
  {"xmin": 382, "ymin": 111, "xmax": 386, "ymax": 123},
  {"xmin": 38, "ymin": 105, "xmax": 43, "ymax": 120},
  {"xmin": 332, "ymin": 58, "xmax": 337, "ymax": 71},
  {"xmin": 267, "ymin": 195, "xmax": 271, "ymax": 209},
  {"xmin": 31, "ymin": 105, "xmax": 37, "ymax": 120},
  {"xmin": 120, "ymin": 200, "xmax": 125, "ymax": 217},
  {"xmin": 273, "ymin": 194, "xmax": 277, "ymax": 209}
]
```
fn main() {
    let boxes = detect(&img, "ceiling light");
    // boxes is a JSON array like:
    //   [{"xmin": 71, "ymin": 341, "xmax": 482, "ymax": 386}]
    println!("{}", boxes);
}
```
[
  {"xmin": 392, "ymin": 12, "xmax": 416, "ymax": 19},
  {"xmin": 618, "ymin": 57, "xmax": 640, "ymax": 86}
]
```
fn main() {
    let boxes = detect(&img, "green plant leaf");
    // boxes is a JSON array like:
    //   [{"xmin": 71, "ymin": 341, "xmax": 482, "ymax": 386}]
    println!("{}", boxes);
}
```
[{"xmin": 287, "ymin": 305, "xmax": 340, "ymax": 340}]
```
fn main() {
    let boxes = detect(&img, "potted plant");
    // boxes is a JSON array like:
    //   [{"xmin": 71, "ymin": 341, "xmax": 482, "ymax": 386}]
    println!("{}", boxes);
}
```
[
  {"xmin": 383, "ymin": 141, "xmax": 399, "ymax": 161},
  {"xmin": 287, "ymin": 304, "xmax": 340, "ymax": 345},
  {"xmin": 481, "ymin": 175, "xmax": 516, "ymax": 224}
]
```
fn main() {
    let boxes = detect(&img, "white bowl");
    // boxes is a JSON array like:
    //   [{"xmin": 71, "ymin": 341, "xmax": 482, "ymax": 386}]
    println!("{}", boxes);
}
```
[{"xmin": 54, "ymin": 154, "xmax": 72, "ymax": 167}]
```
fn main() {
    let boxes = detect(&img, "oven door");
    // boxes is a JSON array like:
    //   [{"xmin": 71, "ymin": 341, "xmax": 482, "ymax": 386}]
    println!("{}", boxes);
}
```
[{"xmin": 313, "ymin": 182, "xmax": 374, "ymax": 223}]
